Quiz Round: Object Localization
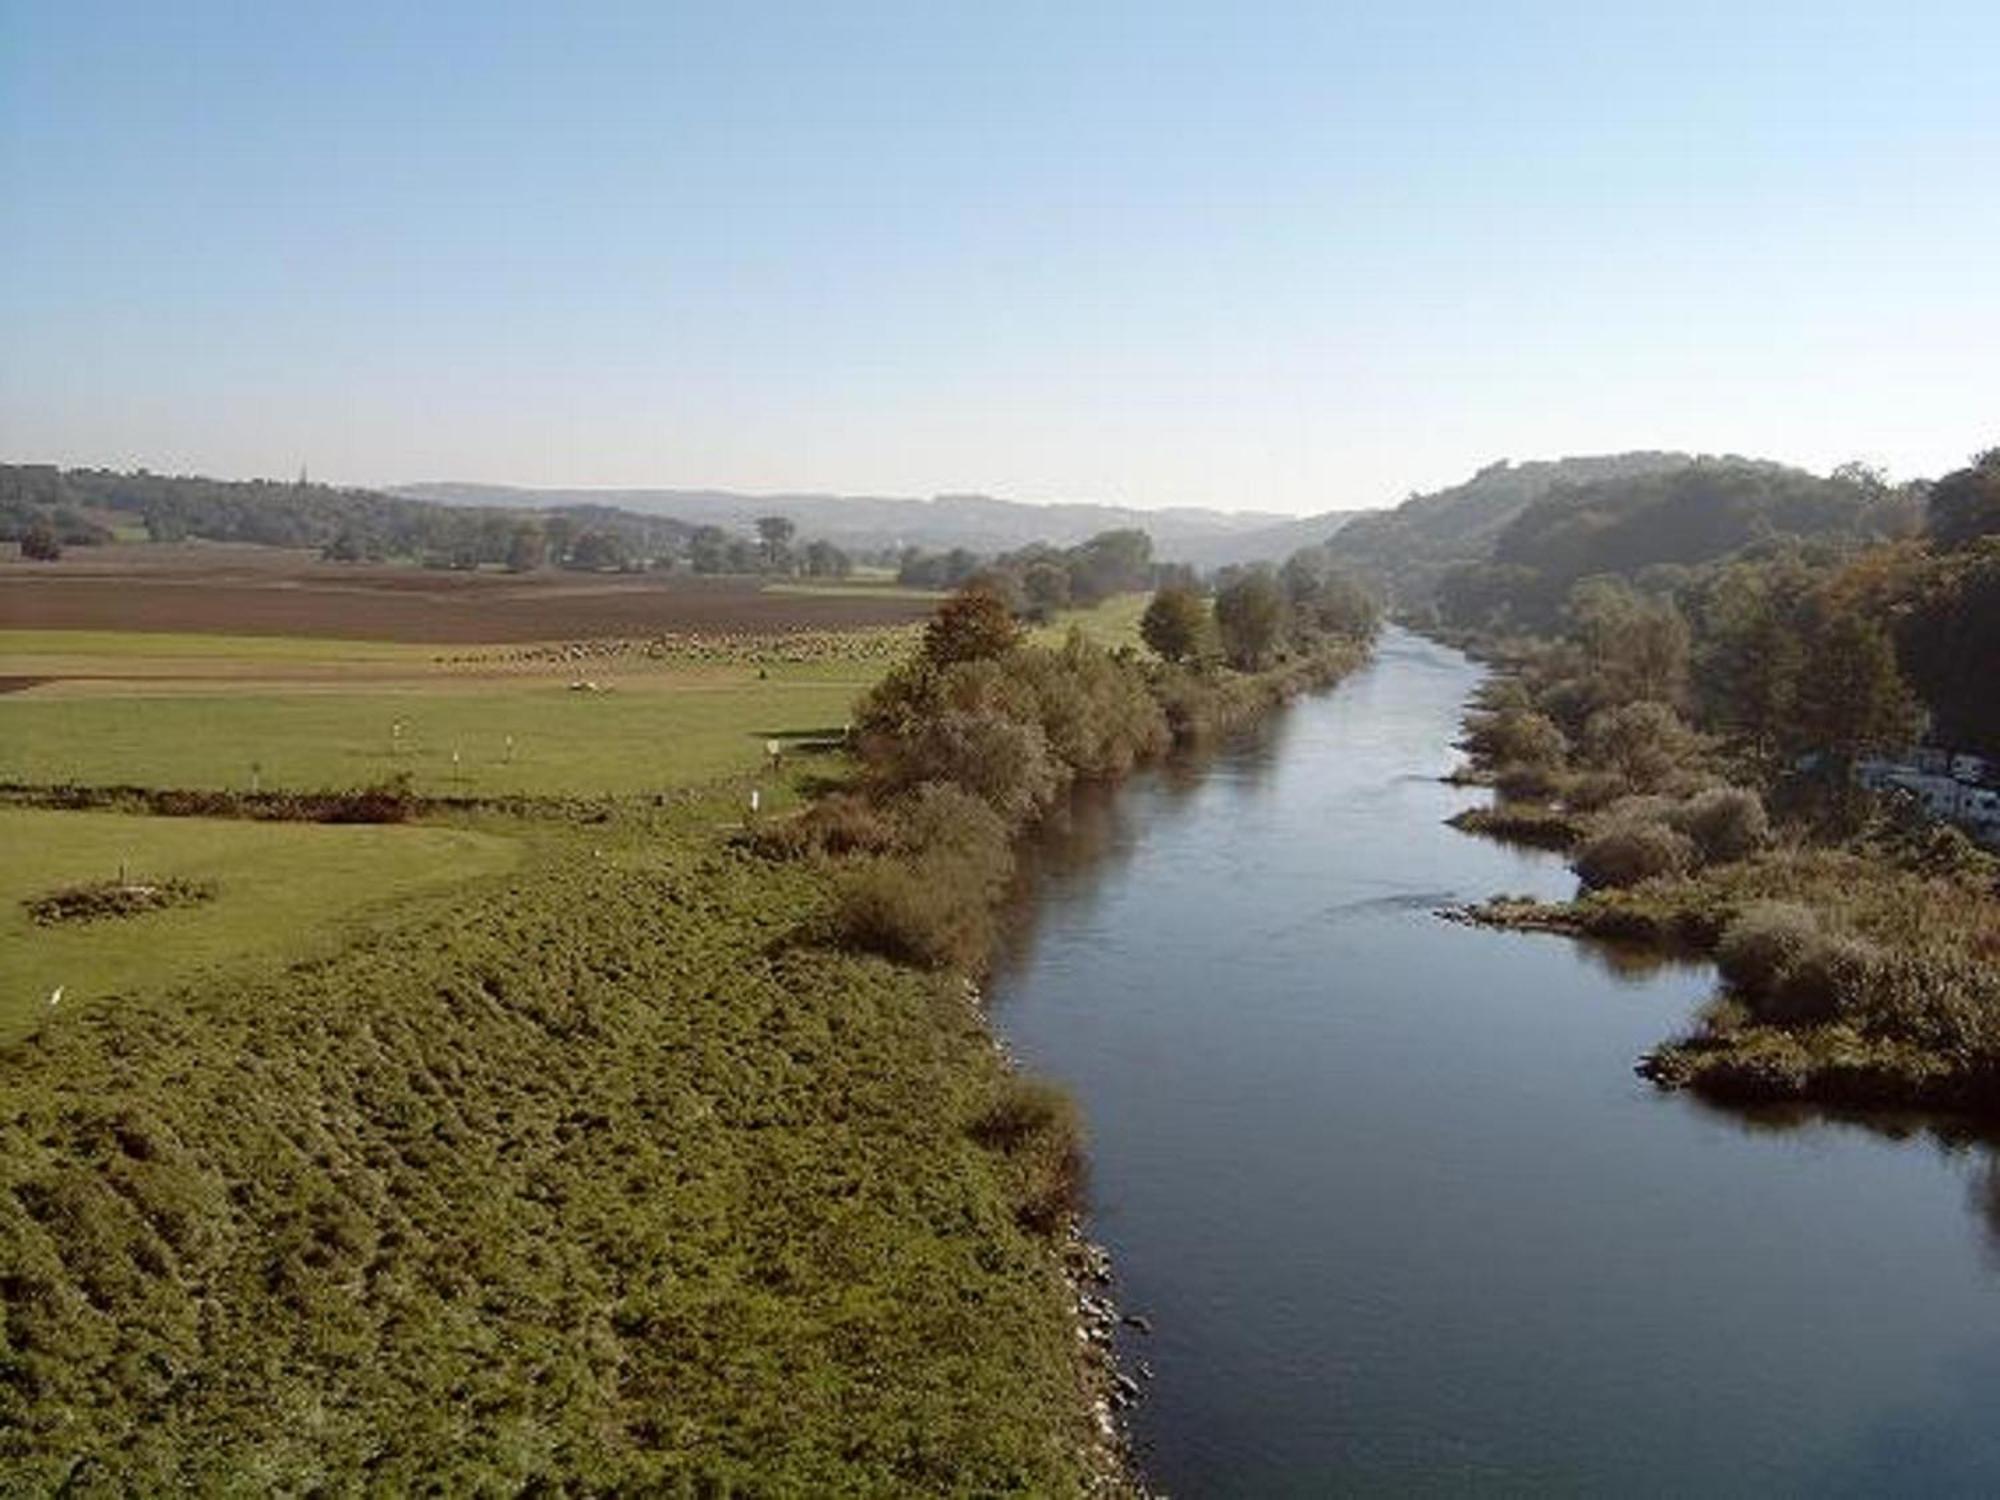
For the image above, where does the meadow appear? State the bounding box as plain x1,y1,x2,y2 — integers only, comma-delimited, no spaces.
0,808,519,1042
0,588,1155,1490
0,632,891,797
0,830,1098,1492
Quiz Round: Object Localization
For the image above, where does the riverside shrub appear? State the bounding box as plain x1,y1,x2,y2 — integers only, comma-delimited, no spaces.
1667,785,1770,865
1573,818,1697,889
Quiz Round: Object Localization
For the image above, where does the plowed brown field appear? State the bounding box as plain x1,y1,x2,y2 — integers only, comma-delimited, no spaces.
0,545,932,642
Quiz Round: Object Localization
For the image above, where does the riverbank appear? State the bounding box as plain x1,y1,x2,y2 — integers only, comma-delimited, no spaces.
756,611,1377,1485
973,630,2000,1492
0,792,1128,1491
1433,616,2000,1120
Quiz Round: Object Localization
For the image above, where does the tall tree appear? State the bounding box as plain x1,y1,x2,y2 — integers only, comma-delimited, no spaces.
1213,571,1287,670
755,515,797,571
1929,447,2000,549
1140,586,1208,664
1794,611,1921,766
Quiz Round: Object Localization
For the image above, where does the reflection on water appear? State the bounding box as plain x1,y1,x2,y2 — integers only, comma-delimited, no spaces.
990,628,2000,1497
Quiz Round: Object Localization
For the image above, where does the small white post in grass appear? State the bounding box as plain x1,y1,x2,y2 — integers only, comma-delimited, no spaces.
391,720,404,755
451,745,462,781
749,787,761,817
766,738,782,772
504,734,515,764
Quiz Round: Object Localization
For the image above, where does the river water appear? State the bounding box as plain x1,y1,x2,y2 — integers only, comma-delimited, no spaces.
991,629,2000,1496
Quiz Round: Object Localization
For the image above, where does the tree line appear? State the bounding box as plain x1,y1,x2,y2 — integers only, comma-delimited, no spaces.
0,464,858,577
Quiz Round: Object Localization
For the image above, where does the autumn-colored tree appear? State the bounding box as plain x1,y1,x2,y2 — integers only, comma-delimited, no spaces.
923,584,1022,666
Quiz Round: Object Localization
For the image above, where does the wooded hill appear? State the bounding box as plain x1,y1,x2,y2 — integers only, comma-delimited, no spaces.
1322,452,1928,628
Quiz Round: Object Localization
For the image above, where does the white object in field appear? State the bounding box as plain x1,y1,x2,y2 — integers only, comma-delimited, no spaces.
47,986,62,1008
749,789,761,815
766,738,781,760
505,734,515,762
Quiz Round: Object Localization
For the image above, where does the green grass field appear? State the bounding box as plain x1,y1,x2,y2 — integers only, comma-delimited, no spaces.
0,673,870,796
0,628,435,663
0,836,1094,1492
0,808,520,1041
1031,592,1151,651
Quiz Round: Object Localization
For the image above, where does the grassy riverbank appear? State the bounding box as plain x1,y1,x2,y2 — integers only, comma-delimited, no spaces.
1,578,1374,1491
0,799,1111,1492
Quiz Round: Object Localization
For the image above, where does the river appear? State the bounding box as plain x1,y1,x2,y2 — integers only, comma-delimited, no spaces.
991,629,2000,1496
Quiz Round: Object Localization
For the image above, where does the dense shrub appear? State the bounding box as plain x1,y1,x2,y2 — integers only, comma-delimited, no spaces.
1461,708,1567,770
1573,819,1696,889
1715,902,1823,995
750,792,900,860
1580,700,1700,791
1667,785,1770,865
1495,762,1564,801
891,781,1013,868
1713,902,1879,1025
1563,769,1631,812
25,877,216,925
835,852,1003,971
970,1078,1086,1236
897,709,1061,821
835,785,1017,970
1140,586,1209,663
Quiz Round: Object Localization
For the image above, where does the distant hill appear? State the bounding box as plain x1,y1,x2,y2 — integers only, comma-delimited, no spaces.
1323,452,1710,603
1323,451,1928,629
393,482,1352,567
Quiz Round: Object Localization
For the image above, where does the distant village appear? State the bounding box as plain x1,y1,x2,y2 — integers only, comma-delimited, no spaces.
1853,748,2000,846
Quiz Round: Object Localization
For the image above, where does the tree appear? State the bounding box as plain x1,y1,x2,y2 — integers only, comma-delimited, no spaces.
1021,561,1072,622
923,584,1022,666
687,525,730,573
1929,447,2000,550
1213,571,1287,669
321,528,368,562
1066,529,1153,605
1794,611,1921,766
755,515,797,572
505,523,548,572
19,522,61,561
1140,585,1207,664
543,514,577,564
1580,700,1699,791
567,530,628,571
1568,578,1690,707
802,539,851,578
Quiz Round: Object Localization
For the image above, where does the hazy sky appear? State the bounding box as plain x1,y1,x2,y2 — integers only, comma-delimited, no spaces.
3,2,1995,515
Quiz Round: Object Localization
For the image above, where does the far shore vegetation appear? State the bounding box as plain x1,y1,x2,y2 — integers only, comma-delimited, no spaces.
1429,446,2000,1116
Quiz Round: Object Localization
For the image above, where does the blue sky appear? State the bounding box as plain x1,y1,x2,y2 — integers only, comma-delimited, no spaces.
2,1,1995,514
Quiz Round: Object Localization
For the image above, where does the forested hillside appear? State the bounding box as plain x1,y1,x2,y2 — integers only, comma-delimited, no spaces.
1322,452,1704,604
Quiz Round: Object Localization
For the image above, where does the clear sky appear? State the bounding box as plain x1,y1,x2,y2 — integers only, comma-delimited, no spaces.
2,2,1995,515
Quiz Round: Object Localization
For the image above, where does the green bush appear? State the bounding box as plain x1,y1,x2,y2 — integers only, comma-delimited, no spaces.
835,853,1003,971
1667,785,1770,865
970,1078,1086,1236
1573,819,1697,889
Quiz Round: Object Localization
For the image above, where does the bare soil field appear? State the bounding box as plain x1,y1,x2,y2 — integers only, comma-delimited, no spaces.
0,544,934,641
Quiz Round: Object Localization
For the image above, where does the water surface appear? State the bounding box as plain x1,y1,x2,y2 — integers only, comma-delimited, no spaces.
992,629,2000,1496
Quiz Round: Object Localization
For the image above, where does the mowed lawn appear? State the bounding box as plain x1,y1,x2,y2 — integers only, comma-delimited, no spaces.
0,808,520,1040
0,664,879,796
